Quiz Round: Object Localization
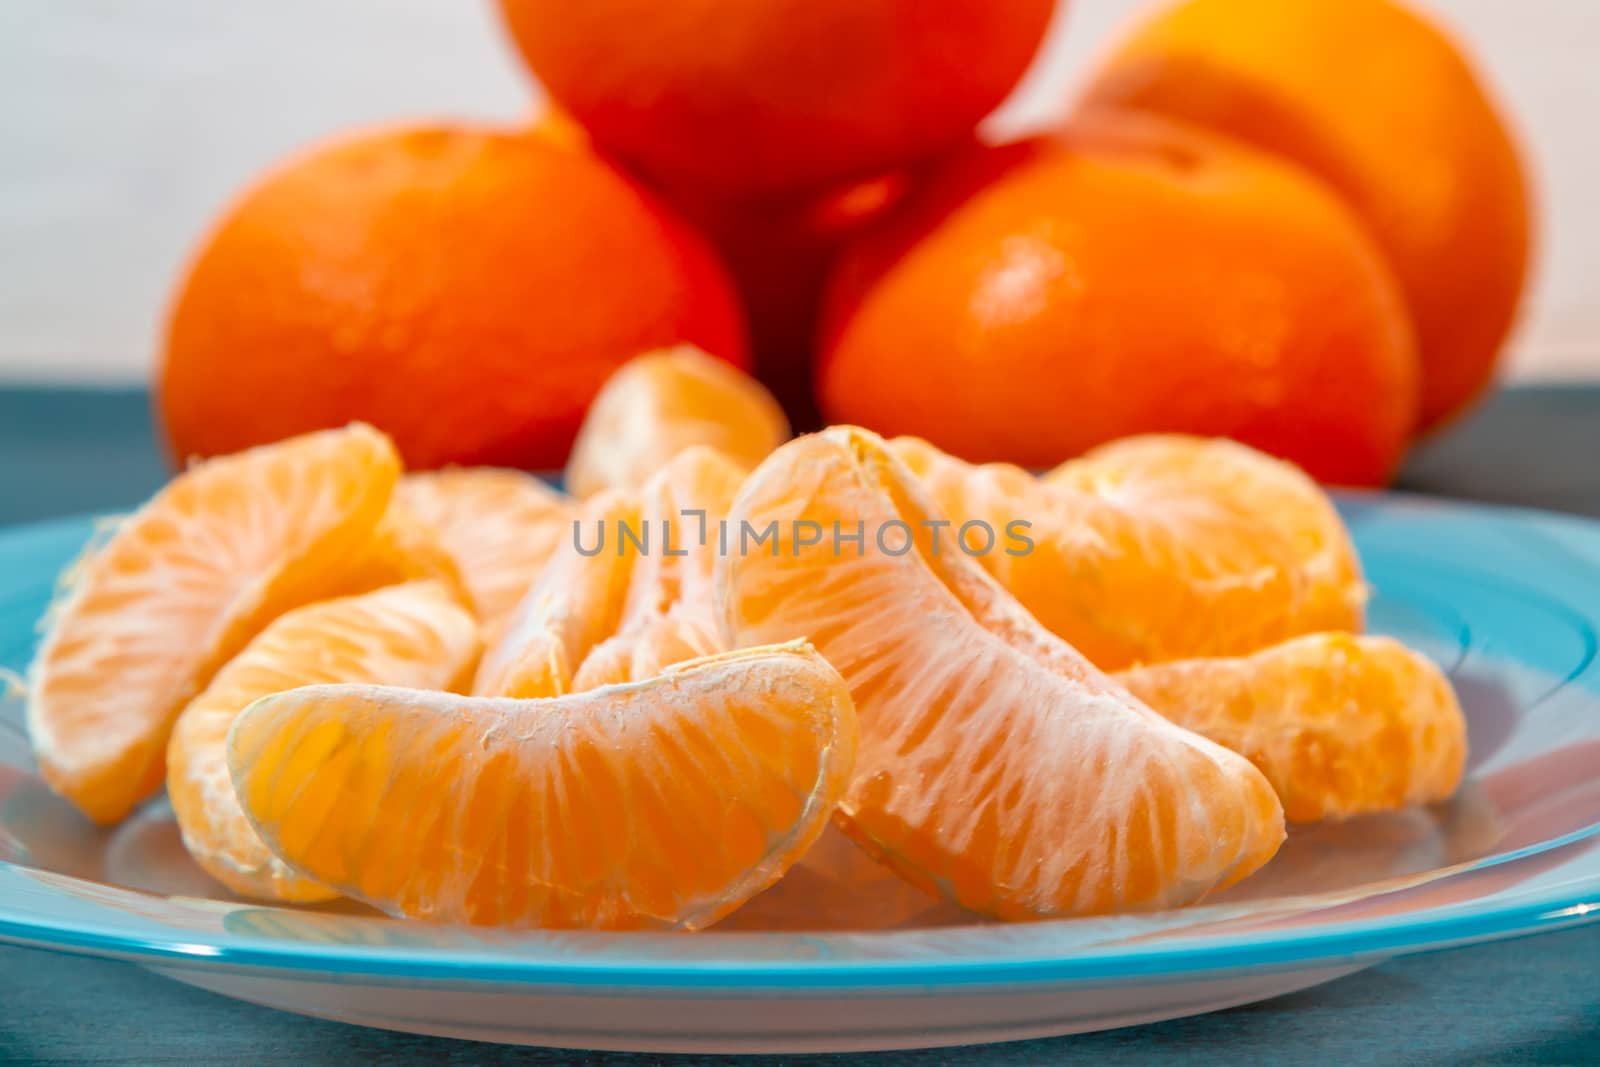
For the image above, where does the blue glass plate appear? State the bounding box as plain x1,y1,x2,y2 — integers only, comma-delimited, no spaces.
2,495,1599,1053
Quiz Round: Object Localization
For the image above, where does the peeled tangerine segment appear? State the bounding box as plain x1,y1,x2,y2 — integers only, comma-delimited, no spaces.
893,433,1365,670
27,423,399,824
394,468,572,636
475,446,746,697
167,581,481,902
228,641,858,929
473,489,638,698
564,345,789,499
1117,633,1468,823
717,427,1285,920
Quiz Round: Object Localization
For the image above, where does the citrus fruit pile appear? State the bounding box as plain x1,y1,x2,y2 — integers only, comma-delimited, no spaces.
26,350,1468,929
157,0,1532,487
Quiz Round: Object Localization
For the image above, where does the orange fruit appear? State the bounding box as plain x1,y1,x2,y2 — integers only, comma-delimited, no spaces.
1046,435,1366,640
893,433,1364,671
819,112,1419,485
566,348,787,500
160,124,747,470
1081,0,1533,431
472,490,636,700
496,0,1058,195
26,424,399,825
572,446,748,686
1117,633,1468,822
717,426,1284,919
228,641,858,929
336,498,467,601
479,446,747,697
665,174,912,428
394,468,572,635
167,582,480,901
522,105,901,428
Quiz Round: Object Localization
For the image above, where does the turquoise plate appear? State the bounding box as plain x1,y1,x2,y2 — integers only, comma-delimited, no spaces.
2,496,1600,1053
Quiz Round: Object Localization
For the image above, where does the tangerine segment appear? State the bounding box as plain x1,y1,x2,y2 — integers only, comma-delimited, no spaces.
717,427,1284,920
473,491,638,698
603,445,748,659
565,346,789,499
167,582,481,901
1117,633,1467,823
477,447,747,696
1048,435,1366,637
27,424,399,824
395,468,572,634
894,434,1363,670
570,609,723,692
228,641,858,929
334,498,468,602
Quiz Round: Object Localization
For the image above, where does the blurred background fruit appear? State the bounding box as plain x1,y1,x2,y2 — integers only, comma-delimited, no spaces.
663,172,912,428
819,112,1419,485
159,124,747,469
531,104,908,427
1081,0,1533,432
494,0,1059,195
3,1,1575,488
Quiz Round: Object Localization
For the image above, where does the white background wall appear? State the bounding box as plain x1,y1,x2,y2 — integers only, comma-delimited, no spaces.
1,0,1595,386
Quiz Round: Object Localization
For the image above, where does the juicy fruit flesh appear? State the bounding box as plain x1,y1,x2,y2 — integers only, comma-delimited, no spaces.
394,467,573,635
24,403,1459,927
228,642,858,929
1118,632,1468,823
476,446,747,698
565,346,790,500
1049,435,1367,637
27,424,399,824
894,433,1366,670
167,581,481,901
473,490,637,699
718,426,1286,919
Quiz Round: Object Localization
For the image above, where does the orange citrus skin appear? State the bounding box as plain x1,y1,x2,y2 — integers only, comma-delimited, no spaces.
1081,0,1533,432
167,581,480,902
1118,633,1468,823
160,125,747,471
228,642,858,930
820,113,1420,486
718,427,1285,919
661,173,912,428
536,105,909,426
496,0,1058,195
565,348,788,500
26,424,399,825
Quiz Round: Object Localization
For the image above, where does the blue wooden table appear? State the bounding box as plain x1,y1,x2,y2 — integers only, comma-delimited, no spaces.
2,385,1597,1065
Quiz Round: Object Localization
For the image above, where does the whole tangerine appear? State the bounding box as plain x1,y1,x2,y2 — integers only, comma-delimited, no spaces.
1081,0,1533,431
818,112,1420,486
664,172,911,428
160,124,747,469
495,0,1059,195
